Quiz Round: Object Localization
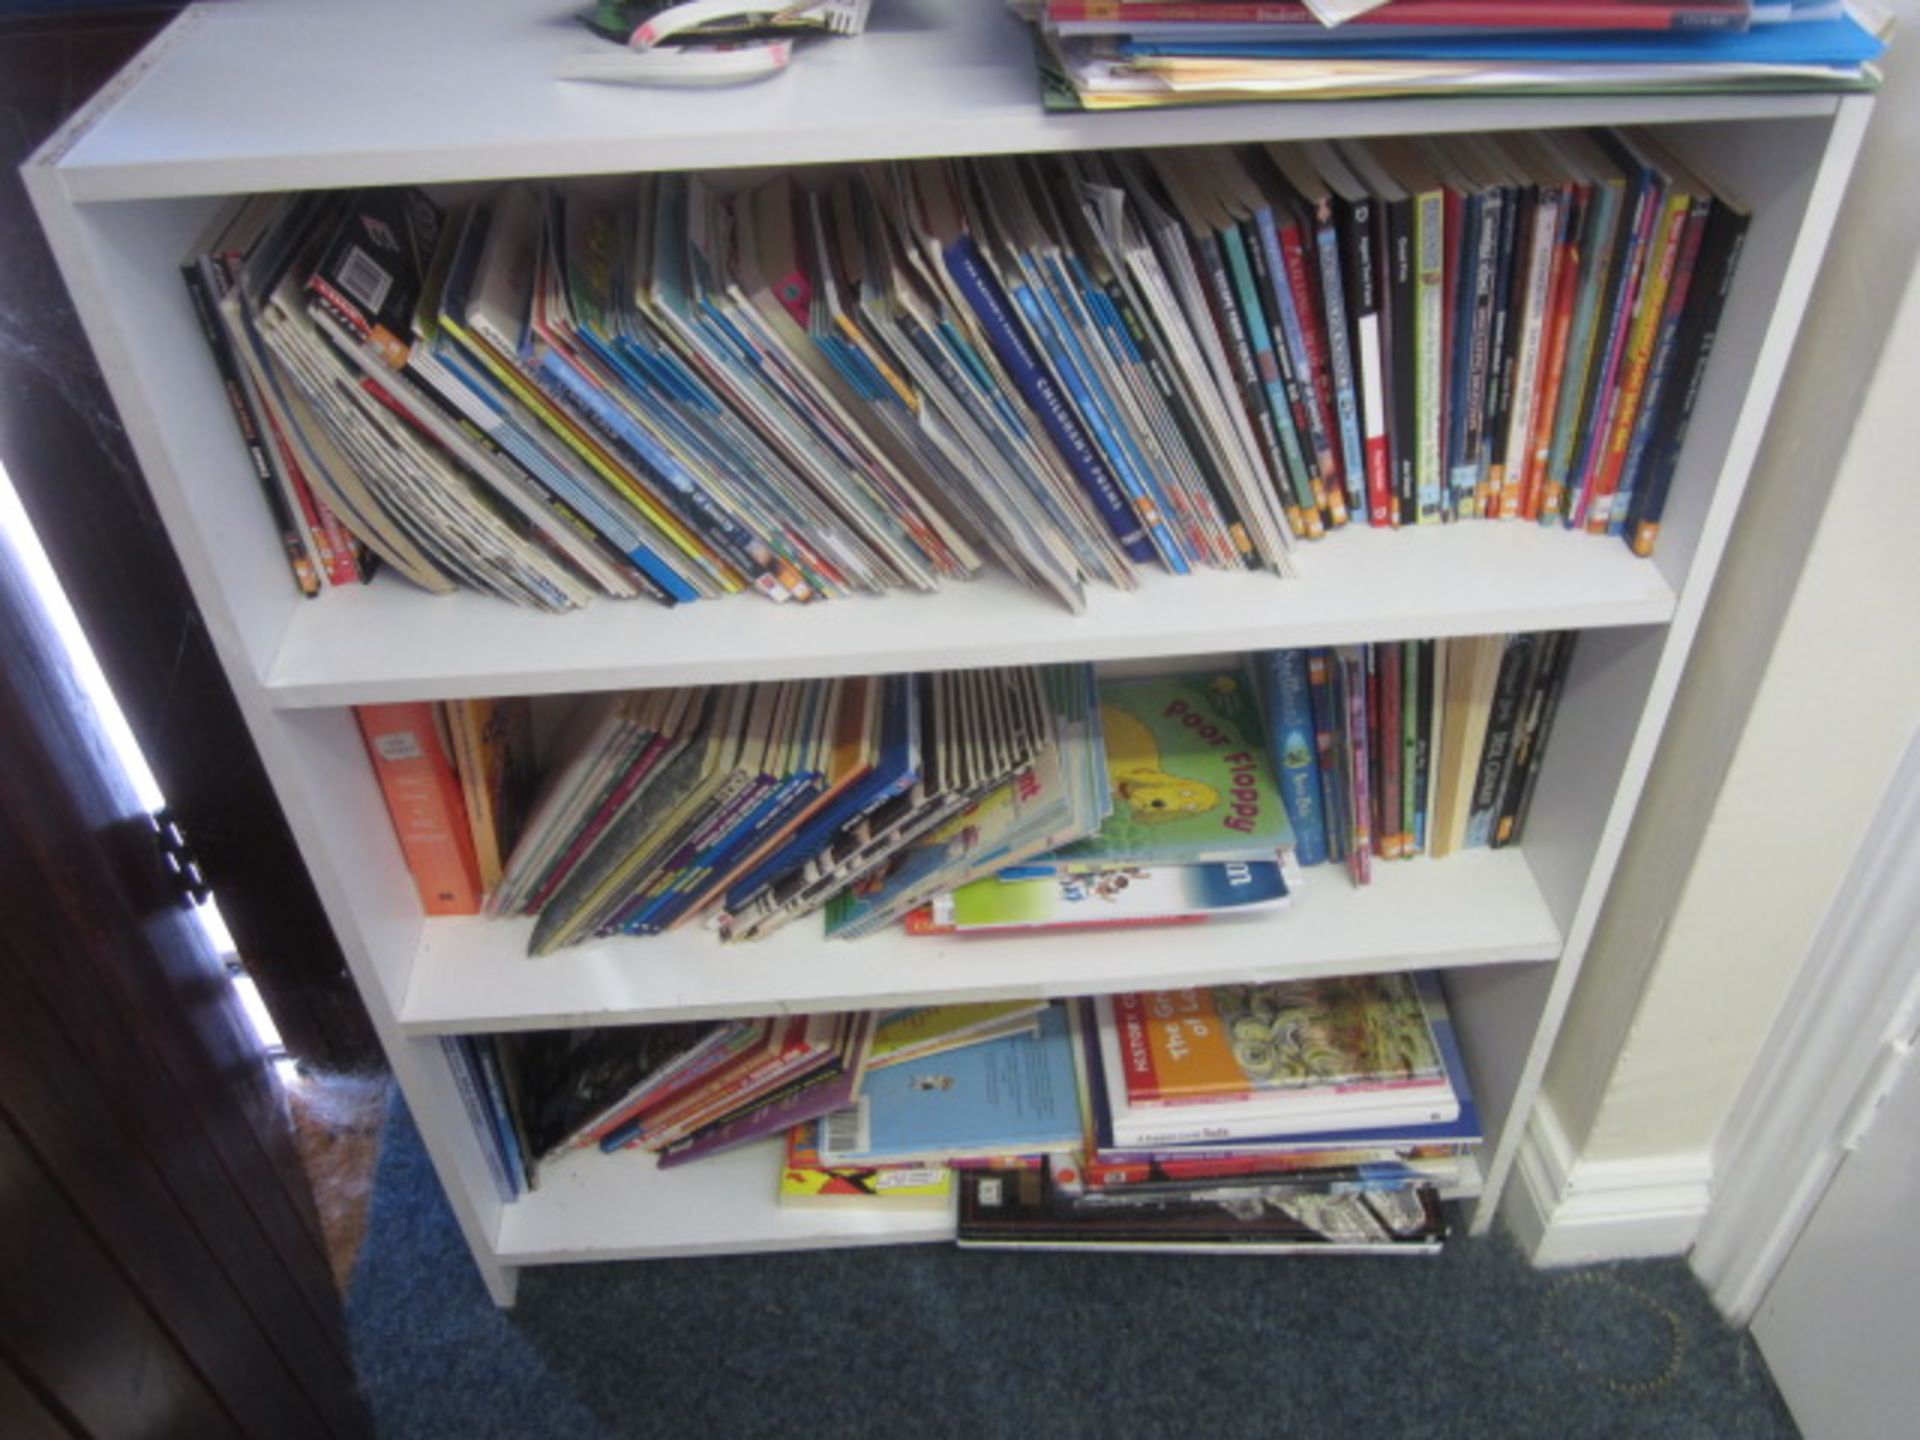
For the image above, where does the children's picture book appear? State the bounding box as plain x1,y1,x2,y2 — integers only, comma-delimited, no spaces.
807,1003,1081,1165
1105,974,1447,1108
1053,669,1295,866
944,861,1289,933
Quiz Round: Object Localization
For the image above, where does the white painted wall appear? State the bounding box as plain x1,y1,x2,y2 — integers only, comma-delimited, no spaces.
1526,2,1920,1247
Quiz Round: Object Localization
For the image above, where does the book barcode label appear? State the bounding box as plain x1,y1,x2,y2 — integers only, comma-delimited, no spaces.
337,244,393,318
371,730,424,762
978,1177,1003,1208
819,1097,869,1158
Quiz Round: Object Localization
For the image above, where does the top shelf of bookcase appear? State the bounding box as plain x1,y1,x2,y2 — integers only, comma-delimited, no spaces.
44,0,1846,204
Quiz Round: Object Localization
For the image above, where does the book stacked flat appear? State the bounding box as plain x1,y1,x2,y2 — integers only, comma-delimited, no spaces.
958,973,1468,1252
1030,0,1887,109
1253,632,1574,886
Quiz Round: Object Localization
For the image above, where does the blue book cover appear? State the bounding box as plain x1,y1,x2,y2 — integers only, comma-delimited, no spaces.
814,1003,1081,1163
722,674,919,912
1256,650,1330,867
943,233,1156,564
1121,17,1883,66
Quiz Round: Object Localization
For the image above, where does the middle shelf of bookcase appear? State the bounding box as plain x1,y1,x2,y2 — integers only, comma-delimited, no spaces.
396,847,1559,1036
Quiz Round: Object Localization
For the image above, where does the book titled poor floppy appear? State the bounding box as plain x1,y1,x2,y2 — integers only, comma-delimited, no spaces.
1053,669,1294,867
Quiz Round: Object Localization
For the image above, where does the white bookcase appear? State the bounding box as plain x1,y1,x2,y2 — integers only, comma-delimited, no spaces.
25,0,1872,1307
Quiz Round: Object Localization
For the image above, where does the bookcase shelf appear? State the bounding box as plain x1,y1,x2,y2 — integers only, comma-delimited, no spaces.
26,0,1874,1308
399,847,1560,1036
264,524,1676,708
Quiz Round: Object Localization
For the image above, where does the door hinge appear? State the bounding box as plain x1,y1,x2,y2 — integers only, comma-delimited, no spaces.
149,806,210,909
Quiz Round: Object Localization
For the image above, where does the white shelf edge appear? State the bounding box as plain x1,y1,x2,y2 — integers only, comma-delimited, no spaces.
264,527,1676,709
491,1133,1484,1266
399,847,1561,1036
42,0,1845,204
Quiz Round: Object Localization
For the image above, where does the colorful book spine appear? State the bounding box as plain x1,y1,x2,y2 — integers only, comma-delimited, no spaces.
1308,194,1367,516
1257,649,1329,867
1627,201,1749,558
1609,191,1713,537
1410,180,1447,524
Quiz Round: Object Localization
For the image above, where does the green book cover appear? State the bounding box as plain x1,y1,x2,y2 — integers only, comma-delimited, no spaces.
1053,670,1294,866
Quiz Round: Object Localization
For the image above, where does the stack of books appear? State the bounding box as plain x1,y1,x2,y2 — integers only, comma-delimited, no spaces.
447,980,1466,1255
1026,0,1888,109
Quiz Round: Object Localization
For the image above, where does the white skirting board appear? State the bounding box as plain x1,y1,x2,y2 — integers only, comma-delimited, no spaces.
1501,1096,1712,1267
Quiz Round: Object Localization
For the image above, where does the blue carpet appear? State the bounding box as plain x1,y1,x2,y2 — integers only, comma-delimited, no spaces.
348,1096,1798,1439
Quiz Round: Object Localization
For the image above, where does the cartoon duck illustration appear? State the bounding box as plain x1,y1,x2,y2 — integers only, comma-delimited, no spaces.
1101,703,1220,824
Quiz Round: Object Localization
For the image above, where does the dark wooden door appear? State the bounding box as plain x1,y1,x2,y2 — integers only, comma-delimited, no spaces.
0,5,379,1072
0,480,370,1435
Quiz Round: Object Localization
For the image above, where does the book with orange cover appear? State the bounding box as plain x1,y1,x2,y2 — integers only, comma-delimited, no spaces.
357,702,483,915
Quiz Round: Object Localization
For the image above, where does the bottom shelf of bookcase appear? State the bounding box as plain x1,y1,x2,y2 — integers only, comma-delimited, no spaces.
488,1135,1487,1267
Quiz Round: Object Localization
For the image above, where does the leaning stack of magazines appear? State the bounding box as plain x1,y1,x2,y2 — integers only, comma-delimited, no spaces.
1022,0,1889,110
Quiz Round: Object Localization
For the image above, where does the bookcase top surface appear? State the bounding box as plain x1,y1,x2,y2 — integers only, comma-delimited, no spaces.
43,0,1844,203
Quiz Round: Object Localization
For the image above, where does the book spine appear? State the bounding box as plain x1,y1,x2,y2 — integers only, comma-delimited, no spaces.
1225,222,1322,532
1448,190,1492,518
1305,648,1348,864
522,732,672,915
1628,207,1749,558
1383,195,1418,526
1571,164,1665,527
1102,276,1252,562
1498,188,1563,519
1275,213,1346,522
1588,190,1693,533
180,259,322,597
1261,650,1329,867
1610,192,1713,537
1542,180,1624,525
1476,183,1528,519
1464,634,1540,849
1378,643,1404,859
1337,194,1392,527
529,347,784,598
1404,639,1427,855
1492,629,1565,848
943,234,1155,562
1520,199,1585,521
1341,647,1373,885
1496,631,1577,847
1019,253,1189,571
441,1037,518,1203
355,702,483,915
1311,202,1366,516
1411,185,1447,524
469,1035,530,1196
657,1068,858,1169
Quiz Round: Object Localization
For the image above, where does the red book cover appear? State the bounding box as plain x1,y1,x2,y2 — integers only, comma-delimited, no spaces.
1521,203,1586,521
356,703,483,916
